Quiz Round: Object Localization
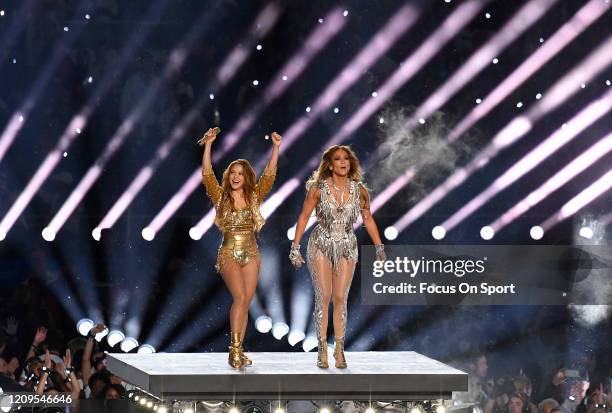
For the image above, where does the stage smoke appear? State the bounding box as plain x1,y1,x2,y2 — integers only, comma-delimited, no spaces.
568,305,611,327
369,107,472,206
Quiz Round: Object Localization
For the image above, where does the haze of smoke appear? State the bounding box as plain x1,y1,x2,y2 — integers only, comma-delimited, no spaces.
568,304,611,327
367,105,474,204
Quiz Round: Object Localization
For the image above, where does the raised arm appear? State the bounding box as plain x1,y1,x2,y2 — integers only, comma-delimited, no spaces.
289,184,320,267
200,128,222,204
359,184,385,261
257,132,282,201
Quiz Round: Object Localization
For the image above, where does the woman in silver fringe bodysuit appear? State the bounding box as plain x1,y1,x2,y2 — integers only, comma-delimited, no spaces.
289,145,386,368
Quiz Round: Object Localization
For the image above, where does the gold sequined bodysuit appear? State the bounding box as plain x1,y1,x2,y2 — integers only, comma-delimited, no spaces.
202,166,275,272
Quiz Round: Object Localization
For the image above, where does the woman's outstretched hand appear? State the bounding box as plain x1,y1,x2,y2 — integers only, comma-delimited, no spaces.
271,131,282,146
289,243,305,268
197,127,220,146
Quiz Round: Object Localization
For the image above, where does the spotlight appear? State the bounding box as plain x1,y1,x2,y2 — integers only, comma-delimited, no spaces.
379,117,384,124
158,408,168,413
579,226,593,239
581,83,586,89
530,225,544,240
0,232,5,241
282,75,288,81
120,337,139,352
147,401,153,408
142,227,155,241
252,80,259,86
255,316,272,333
272,322,289,340
94,327,109,342
63,26,69,32
288,330,306,346
492,58,499,64
229,407,239,413
77,319,94,336
485,12,491,19
475,98,482,104
134,396,140,401
436,405,447,413
107,330,125,347
333,107,339,114
371,91,378,97
432,226,446,240
480,226,494,240
343,10,349,17
137,344,156,354
209,93,215,100
0,10,4,17
305,106,311,112
318,18,324,23
410,407,422,413
366,407,376,413
275,408,285,413
302,336,318,352
85,13,90,20
256,44,263,50
536,93,542,99
88,76,93,83
139,398,147,406
92,227,102,241
606,80,611,86
384,226,398,241
18,114,24,122
189,227,202,240
539,37,544,43
418,118,425,124
516,102,523,108
287,226,296,241
320,407,331,413
42,227,56,241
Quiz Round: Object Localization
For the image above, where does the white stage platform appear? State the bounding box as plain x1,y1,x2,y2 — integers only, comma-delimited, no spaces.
108,351,467,401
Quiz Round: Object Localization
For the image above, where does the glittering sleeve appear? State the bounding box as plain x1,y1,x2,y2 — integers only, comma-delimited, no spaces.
202,167,222,205
256,165,276,201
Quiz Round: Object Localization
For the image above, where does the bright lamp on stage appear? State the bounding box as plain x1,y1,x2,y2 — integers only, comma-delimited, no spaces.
365,407,376,413
436,405,447,413
287,330,305,346
147,401,153,408
384,226,398,240
120,337,139,352
92,227,102,241
272,322,289,340
137,344,156,354
228,407,239,413
320,408,331,413
142,227,155,241
579,226,593,239
94,327,109,342
189,227,203,240
107,330,125,347
274,408,285,413
480,226,494,240
432,226,446,240
139,398,147,406
530,226,544,240
76,319,94,336
255,316,272,333
41,227,56,241
410,407,422,413
302,336,318,352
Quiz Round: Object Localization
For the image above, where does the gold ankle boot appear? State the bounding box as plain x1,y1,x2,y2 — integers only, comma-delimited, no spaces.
317,337,329,369
228,332,243,369
238,334,252,366
333,337,347,369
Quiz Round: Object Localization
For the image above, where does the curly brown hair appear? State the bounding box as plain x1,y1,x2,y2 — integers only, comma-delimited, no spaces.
307,145,362,186
218,159,257,215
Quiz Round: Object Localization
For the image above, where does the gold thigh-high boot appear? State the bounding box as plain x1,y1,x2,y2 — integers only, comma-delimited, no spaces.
317,336,329,369
238,332,252,366
333,337,347,369
228,332,243,368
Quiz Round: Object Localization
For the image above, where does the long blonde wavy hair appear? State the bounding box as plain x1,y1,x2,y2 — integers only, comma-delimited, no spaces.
218,159,257,215
307,145,363,187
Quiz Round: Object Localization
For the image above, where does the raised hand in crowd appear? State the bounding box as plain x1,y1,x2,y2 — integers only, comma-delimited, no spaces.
35,350,52,394
27,326,47,360
2,316,19,336
82,323,107,388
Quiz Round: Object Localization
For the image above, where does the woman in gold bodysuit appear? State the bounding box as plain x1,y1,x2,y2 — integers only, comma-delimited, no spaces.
289,145,385,369
200,127,281,368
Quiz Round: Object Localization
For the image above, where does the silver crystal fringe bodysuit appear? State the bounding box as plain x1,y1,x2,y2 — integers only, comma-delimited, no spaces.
306,179,361,343
202,166,276,272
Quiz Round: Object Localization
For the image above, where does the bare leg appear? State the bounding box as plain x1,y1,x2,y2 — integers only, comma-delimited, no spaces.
331,257,356,340
219,261,248,334
240,258,260,356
